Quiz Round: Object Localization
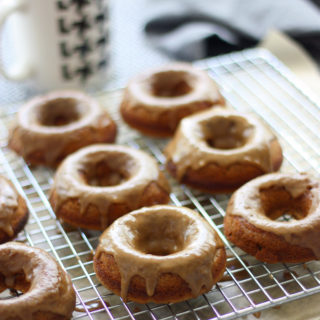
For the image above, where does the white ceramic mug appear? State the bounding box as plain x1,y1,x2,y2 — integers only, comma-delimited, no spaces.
0,0,110,91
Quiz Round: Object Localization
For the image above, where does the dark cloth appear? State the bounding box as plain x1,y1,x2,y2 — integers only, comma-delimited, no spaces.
144,0,320,62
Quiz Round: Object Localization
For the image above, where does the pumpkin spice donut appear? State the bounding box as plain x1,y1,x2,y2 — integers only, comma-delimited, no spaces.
9,90,117,167
0,175,28,244
0,242,76,320
50,144,170,230
120,63,225,137
94,205,226,304
165,108,283,193
224,172,320,263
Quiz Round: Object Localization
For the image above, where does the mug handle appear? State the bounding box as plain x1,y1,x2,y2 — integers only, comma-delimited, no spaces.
0,0,32,81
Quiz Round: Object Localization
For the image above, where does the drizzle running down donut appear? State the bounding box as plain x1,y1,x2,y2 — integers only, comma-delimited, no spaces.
224,172,320,263
50,144,170,230
120,63,225,137
9,91,117,167
0,242,76,320
94,205,226,303
165,108,283,193
0,176,28,244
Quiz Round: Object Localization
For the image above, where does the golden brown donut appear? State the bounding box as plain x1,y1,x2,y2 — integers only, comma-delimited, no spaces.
94,205,226,304
0,176,28,244
0,242,76,320
120,63,225,137
224,172,320,263
50,144,170,230
9,90,117,167
165,107,283,193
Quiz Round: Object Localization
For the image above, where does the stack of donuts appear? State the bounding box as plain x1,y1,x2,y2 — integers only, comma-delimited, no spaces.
1,62,318,318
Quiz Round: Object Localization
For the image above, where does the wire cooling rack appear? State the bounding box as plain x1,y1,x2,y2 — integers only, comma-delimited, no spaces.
1,48,320,319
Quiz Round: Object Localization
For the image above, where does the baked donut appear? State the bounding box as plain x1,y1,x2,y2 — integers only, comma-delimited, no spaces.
120,63,225,137
50,144,170,230
0,176,28,244
224,172,320,263
165,108,283,193
0,242,75,320
9,90,117,167
94,205,226,303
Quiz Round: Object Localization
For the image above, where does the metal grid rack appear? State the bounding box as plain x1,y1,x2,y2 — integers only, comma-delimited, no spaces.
1,48,320,319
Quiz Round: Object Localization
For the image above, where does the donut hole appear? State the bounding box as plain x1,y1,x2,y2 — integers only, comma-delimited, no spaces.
0,271,30,299
202,116,253,149
131,214,195,256
80,154,135,187
150,71,193,97
38,98,83,126
259,187,312,221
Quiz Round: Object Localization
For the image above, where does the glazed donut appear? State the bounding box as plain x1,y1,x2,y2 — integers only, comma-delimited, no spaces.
50,144,170,230
165,108,283,193
120,63,225,137
224,172,320,263
0,176,28,244
9,90,117,167
94,205,226,303
0,242,75,320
